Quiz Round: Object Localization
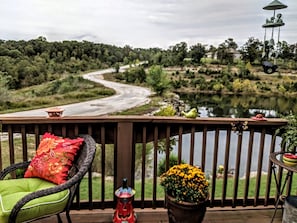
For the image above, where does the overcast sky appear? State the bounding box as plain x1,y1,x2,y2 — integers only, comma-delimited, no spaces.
0,0,296,49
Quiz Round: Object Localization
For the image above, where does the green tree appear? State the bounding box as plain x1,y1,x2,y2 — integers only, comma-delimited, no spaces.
208,45,217,59
278,41,294,60
217,38,238,64
240,37,262,63
146,65,170,96
0,73,10,103
169,42,188,66
124,66,146,83
189,43,206,64
114,63,120,73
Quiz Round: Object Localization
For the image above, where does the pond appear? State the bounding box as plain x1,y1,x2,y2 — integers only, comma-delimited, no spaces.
179,93,297,118
159,93,288,178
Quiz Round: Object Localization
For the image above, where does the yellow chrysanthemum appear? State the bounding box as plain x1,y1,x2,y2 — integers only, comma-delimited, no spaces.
160,163,209,203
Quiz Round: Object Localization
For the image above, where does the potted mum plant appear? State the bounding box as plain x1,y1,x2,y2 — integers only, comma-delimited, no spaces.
160,163,209,223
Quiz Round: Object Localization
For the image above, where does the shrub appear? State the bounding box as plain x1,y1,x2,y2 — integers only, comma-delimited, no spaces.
158,154,184,176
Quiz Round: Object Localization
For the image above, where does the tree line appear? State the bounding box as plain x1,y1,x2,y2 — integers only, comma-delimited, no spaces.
0,36,297,92
0,36,147,89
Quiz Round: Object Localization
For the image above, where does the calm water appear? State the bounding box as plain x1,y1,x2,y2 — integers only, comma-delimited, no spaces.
179,93,297,118
163,93,287,177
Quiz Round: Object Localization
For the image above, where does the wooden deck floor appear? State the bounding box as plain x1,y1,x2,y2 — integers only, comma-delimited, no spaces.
39,207,283,223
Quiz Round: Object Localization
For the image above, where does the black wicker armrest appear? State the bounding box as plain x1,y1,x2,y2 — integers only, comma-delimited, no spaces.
0,161,30,180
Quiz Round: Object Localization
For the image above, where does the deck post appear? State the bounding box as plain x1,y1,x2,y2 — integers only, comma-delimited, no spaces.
116,122,134,188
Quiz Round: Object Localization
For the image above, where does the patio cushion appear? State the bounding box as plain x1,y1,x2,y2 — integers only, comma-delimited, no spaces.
24,132,84,184
0,178,69,223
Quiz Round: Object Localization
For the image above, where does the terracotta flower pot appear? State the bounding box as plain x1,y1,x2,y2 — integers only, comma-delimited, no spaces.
166,194,208,223
46,107,64,118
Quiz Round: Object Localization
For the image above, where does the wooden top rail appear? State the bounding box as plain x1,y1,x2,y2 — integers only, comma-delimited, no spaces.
0,115,288,125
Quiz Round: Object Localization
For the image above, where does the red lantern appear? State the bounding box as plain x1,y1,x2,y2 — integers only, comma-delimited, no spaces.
113,178,137,223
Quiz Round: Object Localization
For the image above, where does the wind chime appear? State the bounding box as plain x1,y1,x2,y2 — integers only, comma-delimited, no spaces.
262,0,287,74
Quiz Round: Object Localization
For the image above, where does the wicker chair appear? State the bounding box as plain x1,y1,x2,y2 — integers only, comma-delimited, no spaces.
0,134,97,223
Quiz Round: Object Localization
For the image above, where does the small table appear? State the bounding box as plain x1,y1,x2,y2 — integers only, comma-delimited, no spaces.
269,151,297,223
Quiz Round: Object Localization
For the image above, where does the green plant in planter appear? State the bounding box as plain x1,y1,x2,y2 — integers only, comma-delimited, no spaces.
275,113,297,153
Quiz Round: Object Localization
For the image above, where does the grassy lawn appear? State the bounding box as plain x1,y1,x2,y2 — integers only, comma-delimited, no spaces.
0,135,37,169
0,75,115,114
79,175,296,201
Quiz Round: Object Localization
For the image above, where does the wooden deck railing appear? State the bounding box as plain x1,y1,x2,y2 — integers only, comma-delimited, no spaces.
0,115,293,211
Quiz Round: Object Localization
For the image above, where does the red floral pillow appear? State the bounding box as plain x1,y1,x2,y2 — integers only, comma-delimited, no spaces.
24,133,84,184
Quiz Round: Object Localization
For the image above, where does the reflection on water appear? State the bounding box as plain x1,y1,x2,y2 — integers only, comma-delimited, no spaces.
179,93,297,118
164,131,283,178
